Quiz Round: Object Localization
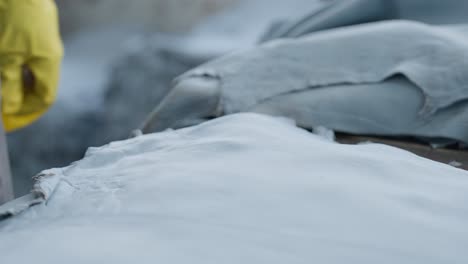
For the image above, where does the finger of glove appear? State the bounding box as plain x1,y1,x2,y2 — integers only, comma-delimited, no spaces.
27,57,61,107
0,55,25,115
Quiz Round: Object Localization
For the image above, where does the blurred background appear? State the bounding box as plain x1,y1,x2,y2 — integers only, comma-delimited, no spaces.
57,0,238,36
7,0,322,196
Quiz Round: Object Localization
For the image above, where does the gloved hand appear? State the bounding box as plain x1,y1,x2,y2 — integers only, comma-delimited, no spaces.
0,0,63,132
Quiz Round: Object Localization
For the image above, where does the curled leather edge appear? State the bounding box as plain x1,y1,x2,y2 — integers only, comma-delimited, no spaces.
0,169,64,221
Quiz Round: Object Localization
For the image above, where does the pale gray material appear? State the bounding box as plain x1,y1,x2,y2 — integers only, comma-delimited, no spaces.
179,21,468,116
144,21,468,144
262,0,468,41
260,0,396,41
140,76,221,133
0,169,64,220
2,113,468,263
0,103,14,205
143,75,468,144
0,194,40,220
251,76,468,144
395,0,468,24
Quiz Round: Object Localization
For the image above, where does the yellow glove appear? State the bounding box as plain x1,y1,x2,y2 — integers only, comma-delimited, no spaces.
0,0,63,132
